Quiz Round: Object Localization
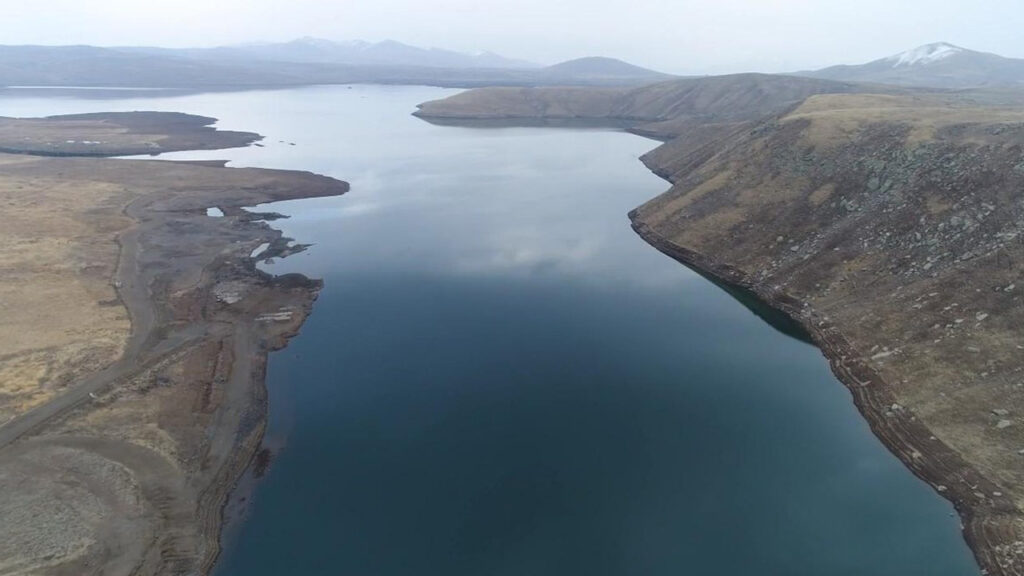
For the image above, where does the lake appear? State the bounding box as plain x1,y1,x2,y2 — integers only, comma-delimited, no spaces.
0,84,980,575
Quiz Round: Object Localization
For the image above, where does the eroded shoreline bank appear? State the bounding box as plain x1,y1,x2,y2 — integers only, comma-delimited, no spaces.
629,217,1016,575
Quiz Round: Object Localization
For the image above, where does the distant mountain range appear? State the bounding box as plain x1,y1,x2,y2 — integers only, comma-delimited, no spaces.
800,42,1024,89
4,39,1022,91
0,40,672,89
123,38,540,70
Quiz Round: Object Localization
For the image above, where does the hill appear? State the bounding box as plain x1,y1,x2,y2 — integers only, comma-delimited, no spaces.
802,42,1024,88
539,56,672,83
414,73,864,138
629,92,1024,574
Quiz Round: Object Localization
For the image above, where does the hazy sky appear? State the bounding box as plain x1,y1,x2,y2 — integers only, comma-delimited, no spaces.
8,0,1024,73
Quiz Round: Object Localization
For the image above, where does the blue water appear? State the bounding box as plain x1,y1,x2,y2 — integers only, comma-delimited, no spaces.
0,85,979,575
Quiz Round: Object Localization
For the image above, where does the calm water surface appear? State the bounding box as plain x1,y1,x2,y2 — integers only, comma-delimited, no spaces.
0,85,979,575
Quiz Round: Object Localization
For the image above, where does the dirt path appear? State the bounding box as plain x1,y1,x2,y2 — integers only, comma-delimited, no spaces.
0,190,220,450
0,324,208,451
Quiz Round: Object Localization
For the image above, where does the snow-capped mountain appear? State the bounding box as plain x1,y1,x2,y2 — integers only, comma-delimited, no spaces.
801,42,1024,89
887,42,964,67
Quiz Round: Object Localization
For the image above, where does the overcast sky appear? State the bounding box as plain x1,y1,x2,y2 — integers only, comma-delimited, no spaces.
7,0,1024,73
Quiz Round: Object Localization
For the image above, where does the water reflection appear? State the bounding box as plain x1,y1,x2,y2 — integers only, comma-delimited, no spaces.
0,85,980,576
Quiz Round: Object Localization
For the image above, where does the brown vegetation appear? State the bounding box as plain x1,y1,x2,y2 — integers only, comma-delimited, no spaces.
632,92,1024,575
414,73,866,138
0,115,347,575
0,111,259,157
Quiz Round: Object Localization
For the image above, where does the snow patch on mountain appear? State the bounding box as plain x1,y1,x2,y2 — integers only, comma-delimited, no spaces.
888,43,963,67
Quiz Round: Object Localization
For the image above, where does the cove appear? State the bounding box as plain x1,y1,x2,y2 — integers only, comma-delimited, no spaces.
0,84,980,575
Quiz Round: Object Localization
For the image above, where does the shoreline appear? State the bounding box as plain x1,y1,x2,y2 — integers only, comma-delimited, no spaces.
629,215,1019,576
148,201,342,576
4,99,1011,574
115,190,344,576
0,138,348,575
191,114,1009,573
196,268,326,576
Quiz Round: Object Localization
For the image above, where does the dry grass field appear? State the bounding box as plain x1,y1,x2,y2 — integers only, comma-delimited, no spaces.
0,154,132,421
0,112,258,156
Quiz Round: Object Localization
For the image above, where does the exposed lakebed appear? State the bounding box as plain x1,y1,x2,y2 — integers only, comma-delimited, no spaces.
0,85,980,575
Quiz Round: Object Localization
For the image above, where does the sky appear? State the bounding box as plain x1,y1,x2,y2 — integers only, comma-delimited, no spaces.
7,0,1024,74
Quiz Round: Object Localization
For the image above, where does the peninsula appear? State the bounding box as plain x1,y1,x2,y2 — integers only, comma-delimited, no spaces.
0,112,348,575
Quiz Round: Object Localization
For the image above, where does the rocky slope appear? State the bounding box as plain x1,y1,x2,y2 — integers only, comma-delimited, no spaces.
632,92,1024,575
